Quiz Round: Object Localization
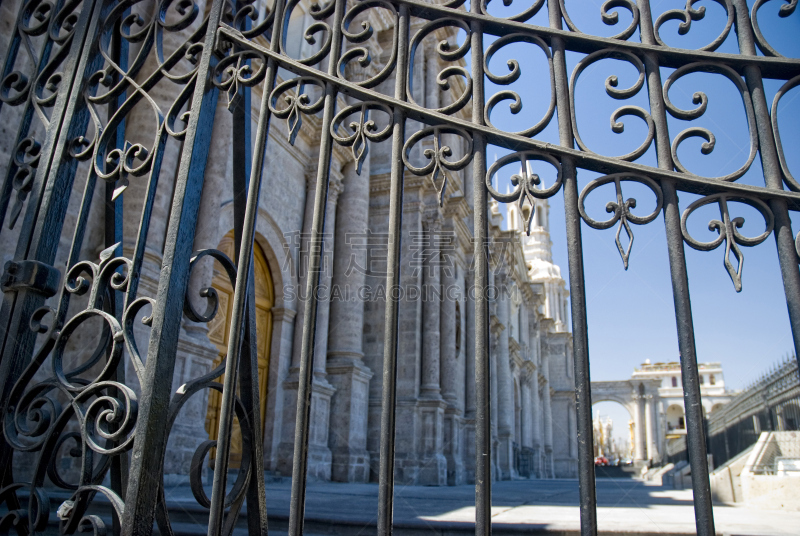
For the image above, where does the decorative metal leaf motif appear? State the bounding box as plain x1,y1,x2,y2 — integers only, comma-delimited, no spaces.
578,174,663,269
269,77,326,145
8,137,42,229
486,151,563,235
403,126,473,206
214,51,268,112
681,194,774,292
331,102,393,175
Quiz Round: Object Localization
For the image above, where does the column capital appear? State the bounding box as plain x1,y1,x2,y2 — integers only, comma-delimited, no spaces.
423,210,443,231
328,175,345,204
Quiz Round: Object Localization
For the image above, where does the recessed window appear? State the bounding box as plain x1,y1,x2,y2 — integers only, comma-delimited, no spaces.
709,374,715,385
671,376,677,388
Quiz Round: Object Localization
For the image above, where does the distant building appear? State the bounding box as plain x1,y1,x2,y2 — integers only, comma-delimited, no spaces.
592,361,731,467
631,361,732,441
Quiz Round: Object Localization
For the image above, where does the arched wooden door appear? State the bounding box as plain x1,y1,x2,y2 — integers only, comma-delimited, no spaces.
205,232,274,467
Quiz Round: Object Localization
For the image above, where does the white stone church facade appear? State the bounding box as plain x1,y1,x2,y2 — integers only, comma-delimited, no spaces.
0,0,578,485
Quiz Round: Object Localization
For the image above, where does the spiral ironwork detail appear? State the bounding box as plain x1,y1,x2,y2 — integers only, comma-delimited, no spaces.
486,151,562,235
403,126,473,206
663,62,758,182
681,194,774,292
331,102,393,175
751,0,797,57
570,49,654,162
578,174,663,269
654,0,734,52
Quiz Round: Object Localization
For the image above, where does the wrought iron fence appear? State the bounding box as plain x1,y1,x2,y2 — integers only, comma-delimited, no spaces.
0,0,799,536
681,356,800,468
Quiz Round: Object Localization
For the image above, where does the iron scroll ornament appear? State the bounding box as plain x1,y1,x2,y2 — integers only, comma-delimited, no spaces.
2,244,139,535
406,17,472,116
569,49,655,162
486,151,562,235
269,76,326,145
662,62,758,183
481,0,544,23
771,74,800,192
1,0,85,229
483,32,556,138
403,126,473,207
331,101,394,176
653,0,735,52
559,0,641,41
337,0,399,89
680,193,774,292
751,0,798,57
578,173,663,270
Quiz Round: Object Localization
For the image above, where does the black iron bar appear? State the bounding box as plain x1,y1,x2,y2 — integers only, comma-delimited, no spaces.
206,0,287,533
2,0,800,533
470,0,491,533
636,2,715,534
376,4,410,535
287,0,346,534
107,12,130,535
121,0,225,533
730,0,800,372
227,4,274,534
548,2,597,534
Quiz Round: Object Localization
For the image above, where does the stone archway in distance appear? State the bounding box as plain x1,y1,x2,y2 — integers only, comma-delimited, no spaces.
591,380,662,467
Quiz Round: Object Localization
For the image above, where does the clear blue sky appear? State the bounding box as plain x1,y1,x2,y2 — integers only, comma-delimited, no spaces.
476,0,800,439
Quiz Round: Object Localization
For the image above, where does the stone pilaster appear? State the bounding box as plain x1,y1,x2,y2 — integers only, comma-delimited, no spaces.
463,274,476,483
542,358,554,478
277,169,341,480
327,159,374,483
532,369,542,477
645,394,657,463
421,215,442,398
632,392,646,462
440,241,463,485
495,272,515,480
417,214,446,485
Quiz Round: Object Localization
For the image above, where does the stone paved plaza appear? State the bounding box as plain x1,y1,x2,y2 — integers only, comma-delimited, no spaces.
158,477,800,535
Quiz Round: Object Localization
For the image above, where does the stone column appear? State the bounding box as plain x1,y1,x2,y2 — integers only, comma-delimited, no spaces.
521,371,531,448
312,175,343,378
632,394,645,462
440,250,458,404
645,395,659,463
326,158,374,483
440,246,463,485
542,355,553,478
418,214,447,485
421,217,442,398
463,272,476,482
495,272,514,480
531,368,542,477
277,169,340,480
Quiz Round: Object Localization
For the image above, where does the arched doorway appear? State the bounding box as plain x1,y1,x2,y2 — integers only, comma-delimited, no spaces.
666,404,685,434
205,232,274,467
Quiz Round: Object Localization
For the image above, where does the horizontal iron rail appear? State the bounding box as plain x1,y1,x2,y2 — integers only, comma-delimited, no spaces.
390,0,800,79
219,25,800,211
